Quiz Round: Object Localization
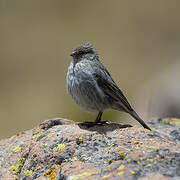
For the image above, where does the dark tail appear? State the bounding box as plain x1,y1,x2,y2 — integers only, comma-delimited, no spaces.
129,110,151,131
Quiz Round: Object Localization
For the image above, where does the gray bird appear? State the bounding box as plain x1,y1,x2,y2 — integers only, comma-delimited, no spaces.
66,43,151,130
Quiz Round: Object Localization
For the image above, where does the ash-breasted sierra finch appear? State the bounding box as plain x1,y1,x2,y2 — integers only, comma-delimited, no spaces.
66,43,151,130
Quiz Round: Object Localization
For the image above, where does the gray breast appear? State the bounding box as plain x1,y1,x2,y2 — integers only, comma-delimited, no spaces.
66,61,109,113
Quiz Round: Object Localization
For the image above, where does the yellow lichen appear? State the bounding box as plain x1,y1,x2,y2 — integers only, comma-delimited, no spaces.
125,148,130,152
12,175,18,179
147,158,153,162
56,144,66,151
10,135,15,140
13,145,21,152
25,170,32,176
8,153,12,157
129,170,135,174
146,149,153,153
108,143,114,146
134,141,139,144
105,148,110,153
145,164,152,168
118,171,124,176
42,143,48,146
79,137,83,143
41,132,56,140
32,133,40,139
141,145,148,148
156,154,160,159
161,118,180,126
127,158,131,162
118,164,125,170
9,158,26,174
149,145,158,150
47,132,55,138
103,173,112,179
9,143,14,148
71,171,99,180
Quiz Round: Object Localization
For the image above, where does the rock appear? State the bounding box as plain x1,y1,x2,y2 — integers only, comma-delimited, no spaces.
0,117,179,179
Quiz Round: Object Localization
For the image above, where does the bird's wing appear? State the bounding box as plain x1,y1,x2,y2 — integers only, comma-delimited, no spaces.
93,63,133,112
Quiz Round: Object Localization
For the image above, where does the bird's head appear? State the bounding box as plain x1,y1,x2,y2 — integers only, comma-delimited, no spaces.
70,42,96,59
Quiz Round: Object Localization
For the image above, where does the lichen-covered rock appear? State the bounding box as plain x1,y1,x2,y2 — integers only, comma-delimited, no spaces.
0,117,179,179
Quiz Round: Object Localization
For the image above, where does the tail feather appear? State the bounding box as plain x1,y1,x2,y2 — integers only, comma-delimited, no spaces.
112,103,151,130
129,111,151,131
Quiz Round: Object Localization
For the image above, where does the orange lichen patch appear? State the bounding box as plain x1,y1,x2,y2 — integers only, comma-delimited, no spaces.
43,165,61,180
119,151,125,156
16,131,24,136
106,158,114,164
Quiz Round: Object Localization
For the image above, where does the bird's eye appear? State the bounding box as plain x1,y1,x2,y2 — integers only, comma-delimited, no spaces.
78,51,86,55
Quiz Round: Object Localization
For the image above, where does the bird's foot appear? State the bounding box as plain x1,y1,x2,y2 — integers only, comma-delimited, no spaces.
77,121,109,128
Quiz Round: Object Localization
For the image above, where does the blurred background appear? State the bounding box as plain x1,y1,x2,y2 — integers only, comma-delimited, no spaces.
1,0,180,138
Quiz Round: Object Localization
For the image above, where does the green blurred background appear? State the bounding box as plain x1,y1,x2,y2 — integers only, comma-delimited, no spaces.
1,0,180,138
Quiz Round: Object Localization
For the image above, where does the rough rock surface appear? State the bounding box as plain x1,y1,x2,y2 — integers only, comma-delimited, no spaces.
0,117,179,180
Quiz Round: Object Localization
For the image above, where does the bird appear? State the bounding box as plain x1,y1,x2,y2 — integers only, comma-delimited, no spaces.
66,42,151,130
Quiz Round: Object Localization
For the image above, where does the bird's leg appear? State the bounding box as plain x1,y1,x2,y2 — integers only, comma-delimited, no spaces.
95,111,103,123
77,111,105,128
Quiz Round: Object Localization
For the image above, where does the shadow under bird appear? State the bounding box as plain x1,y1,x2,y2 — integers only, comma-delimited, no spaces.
66,43,151,130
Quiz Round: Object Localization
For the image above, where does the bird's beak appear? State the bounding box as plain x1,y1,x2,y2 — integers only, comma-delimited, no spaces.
70,51,75,56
